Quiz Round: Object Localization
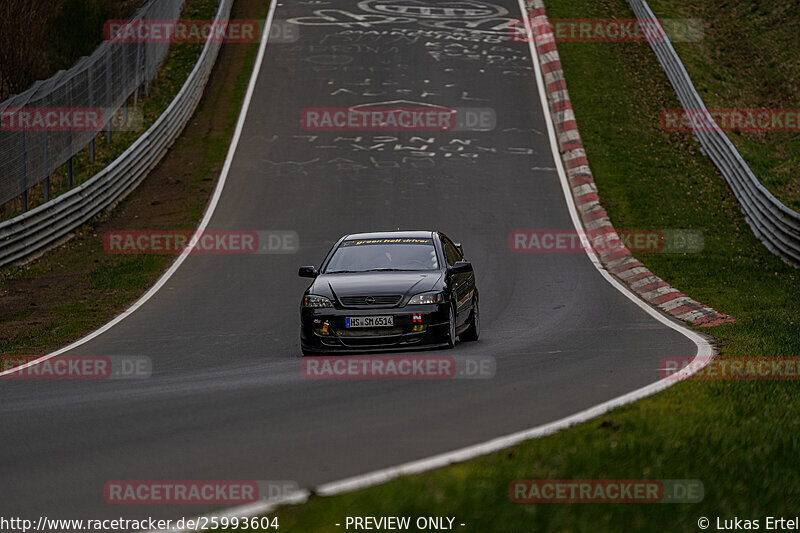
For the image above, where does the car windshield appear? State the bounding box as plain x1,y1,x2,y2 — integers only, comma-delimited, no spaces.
325,238,439,273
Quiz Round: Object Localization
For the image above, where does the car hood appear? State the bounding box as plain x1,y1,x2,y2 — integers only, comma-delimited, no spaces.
311,271,442,300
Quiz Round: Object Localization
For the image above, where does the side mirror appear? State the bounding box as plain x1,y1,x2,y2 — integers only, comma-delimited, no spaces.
298,266,318,278
449,260,472,275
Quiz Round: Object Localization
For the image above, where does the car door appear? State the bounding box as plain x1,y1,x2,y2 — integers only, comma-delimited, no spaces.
441,235,474,326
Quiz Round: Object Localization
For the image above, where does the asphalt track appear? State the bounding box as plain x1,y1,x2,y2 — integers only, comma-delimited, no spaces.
1,0,698,522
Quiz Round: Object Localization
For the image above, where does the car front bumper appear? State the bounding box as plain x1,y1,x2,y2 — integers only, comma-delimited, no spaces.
300,303,450,353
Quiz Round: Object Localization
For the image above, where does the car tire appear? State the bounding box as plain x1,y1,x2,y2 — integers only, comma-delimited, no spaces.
445,304,457,349
300,333,313,356
462,295,480,342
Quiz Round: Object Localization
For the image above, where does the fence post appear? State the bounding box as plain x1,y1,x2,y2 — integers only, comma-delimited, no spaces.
87,53,96,162
67,73,74,175
21,131,28,212
67,157,74,187
106,44,113,145
43,127,50,203
134,37,141,113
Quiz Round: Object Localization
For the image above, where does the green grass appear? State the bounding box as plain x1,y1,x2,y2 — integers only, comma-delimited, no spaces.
89,255,167,291
249,0,800,530
648,0,800,211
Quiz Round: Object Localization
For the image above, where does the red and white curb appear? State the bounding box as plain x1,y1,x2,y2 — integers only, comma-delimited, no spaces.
528,0,733,327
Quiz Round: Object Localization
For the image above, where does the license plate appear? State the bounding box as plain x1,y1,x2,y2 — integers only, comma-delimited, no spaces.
346,316,394,328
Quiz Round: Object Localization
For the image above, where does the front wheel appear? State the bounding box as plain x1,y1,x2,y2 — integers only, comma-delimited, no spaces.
444,305,457,349
461,296,480,342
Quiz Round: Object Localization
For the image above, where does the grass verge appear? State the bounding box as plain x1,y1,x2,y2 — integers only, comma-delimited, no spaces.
648,0,800,211
0,0,268,355
253,0,800,530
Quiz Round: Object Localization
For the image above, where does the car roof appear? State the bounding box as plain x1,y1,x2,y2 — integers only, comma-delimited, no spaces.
343,230,436,240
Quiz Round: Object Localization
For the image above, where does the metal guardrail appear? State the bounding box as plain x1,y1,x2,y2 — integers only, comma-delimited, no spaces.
627,0,800,266
0,0,232,268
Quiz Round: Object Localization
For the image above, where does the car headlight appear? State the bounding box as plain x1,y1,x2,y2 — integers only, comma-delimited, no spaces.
408,291,444,305
303,295,334,308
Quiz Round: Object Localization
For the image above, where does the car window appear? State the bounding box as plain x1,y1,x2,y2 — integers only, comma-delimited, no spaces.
442,237,461,267
325,238,439,272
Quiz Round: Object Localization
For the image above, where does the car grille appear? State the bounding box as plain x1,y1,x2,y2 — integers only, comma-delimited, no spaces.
334,326,405,337
339,295,402,307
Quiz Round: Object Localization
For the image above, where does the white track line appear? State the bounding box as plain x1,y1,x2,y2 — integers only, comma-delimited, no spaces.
0,0,279,378
153,2,715,529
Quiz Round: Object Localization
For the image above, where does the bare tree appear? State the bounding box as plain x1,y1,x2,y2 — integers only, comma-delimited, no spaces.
0,0,60,99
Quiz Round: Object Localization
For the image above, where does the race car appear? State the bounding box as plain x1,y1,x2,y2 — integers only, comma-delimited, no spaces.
298,231,479,355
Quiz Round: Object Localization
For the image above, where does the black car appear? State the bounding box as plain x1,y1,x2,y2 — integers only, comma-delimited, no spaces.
298,231,479,355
